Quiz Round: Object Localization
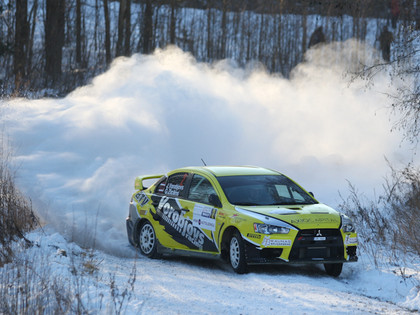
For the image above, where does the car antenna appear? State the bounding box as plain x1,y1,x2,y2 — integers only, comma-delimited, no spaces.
201,158,207,166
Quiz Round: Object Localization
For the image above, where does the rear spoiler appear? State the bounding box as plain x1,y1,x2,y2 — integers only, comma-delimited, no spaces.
134,174,164,190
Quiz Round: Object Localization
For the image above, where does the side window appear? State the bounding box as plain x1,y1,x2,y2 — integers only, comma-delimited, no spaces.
154,176,168,194
164,173,189,197
187,174,217,204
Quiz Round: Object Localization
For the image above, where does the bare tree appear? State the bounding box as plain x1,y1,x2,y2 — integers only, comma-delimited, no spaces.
27,0,38,76
206,1,214,60
76,0,82,65
219,0,228,59
14,0,29,92
356,16,419,143
45,0,65,85
141,0,153,54
116,0,131,57
124,0,131,56
169,0,177,44
301,0,308,55
103,0,111,64
4,0,420,97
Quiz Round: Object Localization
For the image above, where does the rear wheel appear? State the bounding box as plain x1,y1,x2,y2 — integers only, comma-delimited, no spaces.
324,263,343,277
229,231,248,274
138,221,159,258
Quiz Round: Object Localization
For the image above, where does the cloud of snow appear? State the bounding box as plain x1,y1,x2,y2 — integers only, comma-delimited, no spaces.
1,40,418,256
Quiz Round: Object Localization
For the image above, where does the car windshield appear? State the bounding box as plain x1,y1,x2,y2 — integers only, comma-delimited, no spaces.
217,175,317,206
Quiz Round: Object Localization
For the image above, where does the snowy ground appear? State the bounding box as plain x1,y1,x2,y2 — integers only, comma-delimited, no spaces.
2,226,418,314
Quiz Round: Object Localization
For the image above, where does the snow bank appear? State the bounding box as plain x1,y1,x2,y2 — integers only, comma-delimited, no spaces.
1,42,418,256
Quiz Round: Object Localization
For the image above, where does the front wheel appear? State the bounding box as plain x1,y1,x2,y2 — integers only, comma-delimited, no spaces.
324,263,343,277
229,231,248,274
138,221,159,258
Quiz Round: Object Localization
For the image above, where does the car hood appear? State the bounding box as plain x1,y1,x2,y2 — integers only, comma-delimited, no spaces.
235,203,341,229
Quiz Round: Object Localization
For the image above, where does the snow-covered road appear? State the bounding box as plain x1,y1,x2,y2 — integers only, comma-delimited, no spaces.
2,229,417,314
115,256,414,315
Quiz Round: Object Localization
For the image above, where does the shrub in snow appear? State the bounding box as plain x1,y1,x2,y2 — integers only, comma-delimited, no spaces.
341,162,420,263
0,140,38,266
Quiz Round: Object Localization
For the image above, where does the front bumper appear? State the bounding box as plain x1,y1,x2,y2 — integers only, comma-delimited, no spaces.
245,228,358,264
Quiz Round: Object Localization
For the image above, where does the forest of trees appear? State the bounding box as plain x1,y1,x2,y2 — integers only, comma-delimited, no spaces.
1,0,419,97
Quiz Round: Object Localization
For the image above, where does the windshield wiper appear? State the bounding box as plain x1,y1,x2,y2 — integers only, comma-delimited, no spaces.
234,202,258,206
267,201,317,206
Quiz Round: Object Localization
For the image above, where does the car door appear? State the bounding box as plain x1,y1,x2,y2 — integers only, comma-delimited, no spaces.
182,174,221,253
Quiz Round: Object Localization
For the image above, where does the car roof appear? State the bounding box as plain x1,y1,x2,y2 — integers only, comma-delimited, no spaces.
174,166,282,177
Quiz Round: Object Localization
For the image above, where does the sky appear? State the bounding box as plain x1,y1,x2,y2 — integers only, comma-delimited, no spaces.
1,40,418,256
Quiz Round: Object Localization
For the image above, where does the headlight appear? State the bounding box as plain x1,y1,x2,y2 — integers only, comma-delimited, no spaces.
254,223,290,234
341,215,355,233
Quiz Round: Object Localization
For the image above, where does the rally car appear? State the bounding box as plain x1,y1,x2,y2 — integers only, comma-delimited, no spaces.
126,166,358,276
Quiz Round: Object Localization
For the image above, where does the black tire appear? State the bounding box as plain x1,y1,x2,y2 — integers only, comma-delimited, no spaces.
324,263,343,277
229,231,248,274
138,221,159,258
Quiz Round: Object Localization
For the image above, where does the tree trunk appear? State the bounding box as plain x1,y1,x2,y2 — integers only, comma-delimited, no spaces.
206,2,213,60
170,0,176,45
116,0,126,56
14,0,29,92
301,0,307,55
103,0,111,64
220,0,227,59
124,0,131,56
116,0,131,57
76,0,81,64
45,0,65,85
142,0,153,54
27,0,38,77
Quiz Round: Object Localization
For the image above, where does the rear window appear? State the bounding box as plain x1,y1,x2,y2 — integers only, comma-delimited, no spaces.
155,177,168,194
163,173,189,197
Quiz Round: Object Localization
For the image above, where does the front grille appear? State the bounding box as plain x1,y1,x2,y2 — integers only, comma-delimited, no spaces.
289,229,344,262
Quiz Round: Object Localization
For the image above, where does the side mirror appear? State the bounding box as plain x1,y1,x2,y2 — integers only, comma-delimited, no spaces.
309,192,315,198
208,194,222,208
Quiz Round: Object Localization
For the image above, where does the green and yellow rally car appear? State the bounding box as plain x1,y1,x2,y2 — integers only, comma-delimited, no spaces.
126,166,358,276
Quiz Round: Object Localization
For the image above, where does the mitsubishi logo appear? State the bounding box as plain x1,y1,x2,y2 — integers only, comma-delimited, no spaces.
316,230,322,237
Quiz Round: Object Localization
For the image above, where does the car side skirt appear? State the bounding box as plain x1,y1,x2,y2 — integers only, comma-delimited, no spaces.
157,245,221,260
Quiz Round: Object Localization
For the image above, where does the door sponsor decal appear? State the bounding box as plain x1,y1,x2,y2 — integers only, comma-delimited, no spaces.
192,204,217,231
150,195,218,252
